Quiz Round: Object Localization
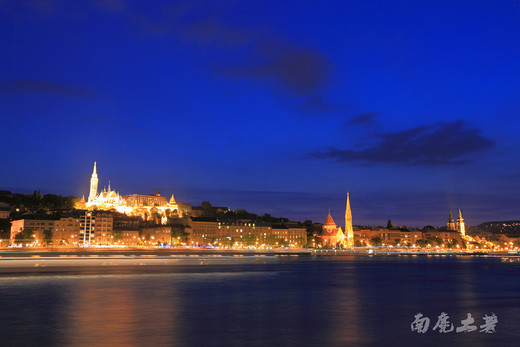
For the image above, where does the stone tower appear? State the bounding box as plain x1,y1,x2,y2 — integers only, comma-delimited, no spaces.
457,208,465,236
88,161,98,203
345,192,354,247
447,210,456,231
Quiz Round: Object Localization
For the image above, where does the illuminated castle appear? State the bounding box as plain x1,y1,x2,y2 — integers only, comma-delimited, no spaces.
80,162,181,221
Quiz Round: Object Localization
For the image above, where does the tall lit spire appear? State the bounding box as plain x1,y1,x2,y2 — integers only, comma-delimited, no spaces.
88,161,99,203
344,192,354,247
457,208,465,236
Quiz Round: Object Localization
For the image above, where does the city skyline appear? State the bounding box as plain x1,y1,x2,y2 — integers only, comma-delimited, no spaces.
2,1,520,226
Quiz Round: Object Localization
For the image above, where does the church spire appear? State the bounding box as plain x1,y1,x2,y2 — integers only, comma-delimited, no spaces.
344,192,354,247
88,161,99,203
457,208,466,237
447,209,456,230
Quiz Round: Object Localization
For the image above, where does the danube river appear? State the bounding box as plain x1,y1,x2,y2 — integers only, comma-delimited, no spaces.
0,255,518,346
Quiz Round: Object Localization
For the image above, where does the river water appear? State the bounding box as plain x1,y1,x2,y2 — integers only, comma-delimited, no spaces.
0,255,518,346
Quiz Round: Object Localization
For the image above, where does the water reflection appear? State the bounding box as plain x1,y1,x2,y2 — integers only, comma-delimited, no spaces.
0,257,519,346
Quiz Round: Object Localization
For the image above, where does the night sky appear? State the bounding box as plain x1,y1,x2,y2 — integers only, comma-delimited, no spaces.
2,1,520,227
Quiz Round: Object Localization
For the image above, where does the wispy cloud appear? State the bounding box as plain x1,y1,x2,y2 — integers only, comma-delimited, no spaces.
347,112,377,127
0,80,95,97
102,2,340,115
310,120,494,166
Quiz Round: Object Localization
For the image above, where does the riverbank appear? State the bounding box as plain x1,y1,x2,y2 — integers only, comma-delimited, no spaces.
0,247,513,258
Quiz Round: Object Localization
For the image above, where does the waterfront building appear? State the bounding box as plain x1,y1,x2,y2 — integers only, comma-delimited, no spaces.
78,211,113,246
10,219,54,245
188,217,306,247
319,211,348,247
140,227,172,245
53,217,81,246
271,223,307,246
120,230,140,246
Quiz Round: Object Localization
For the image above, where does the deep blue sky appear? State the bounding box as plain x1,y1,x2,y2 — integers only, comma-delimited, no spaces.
1,0,520,227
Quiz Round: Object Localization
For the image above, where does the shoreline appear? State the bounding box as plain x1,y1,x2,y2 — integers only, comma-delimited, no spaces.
0,247,514,258
0,248,517,275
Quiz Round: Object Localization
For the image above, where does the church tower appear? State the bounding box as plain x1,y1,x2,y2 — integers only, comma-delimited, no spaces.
323,209,336,234
345,192,354,247
88,161,98,203
457,208,465,236
447,210,456,230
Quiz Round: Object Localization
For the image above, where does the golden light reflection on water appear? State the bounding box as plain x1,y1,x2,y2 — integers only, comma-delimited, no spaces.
61,276,179,346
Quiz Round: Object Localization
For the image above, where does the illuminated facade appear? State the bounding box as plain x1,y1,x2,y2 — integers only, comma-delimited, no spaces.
319,210,348,247
80,162,182,221
457,208,466,236
447,209,466,237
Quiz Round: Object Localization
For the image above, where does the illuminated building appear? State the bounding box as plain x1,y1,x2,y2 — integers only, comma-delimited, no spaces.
10,219,54,245
53,217,81,246
319,210,348,247
188,218,306,247
79,211,113,246
80,162,182,221
121,230,140,246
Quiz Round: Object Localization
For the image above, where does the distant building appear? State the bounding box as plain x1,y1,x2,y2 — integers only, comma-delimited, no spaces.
354,229,422,246
120,230,140,246
53,217,81,246
78,211,113,246
0,207,10,219
10,219,54,245
80,161,183,220
188,217,306,247
271,223,307,246
141,227,171,245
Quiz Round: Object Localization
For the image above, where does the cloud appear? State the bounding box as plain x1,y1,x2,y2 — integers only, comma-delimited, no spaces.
3,2,340,114
347,112,377,127
106,2,340,114
0,80,95,97
310,120,494,166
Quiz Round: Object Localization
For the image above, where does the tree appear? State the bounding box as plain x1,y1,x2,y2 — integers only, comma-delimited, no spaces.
370,236,382,246
416,239,429,247
43,229,53,245
14,229,34,244
295,237,306,248
387,219,393,229
243,233,257,246
113,229,123,241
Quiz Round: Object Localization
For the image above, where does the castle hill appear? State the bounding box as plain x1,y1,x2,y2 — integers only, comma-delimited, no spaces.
1,162,518,256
